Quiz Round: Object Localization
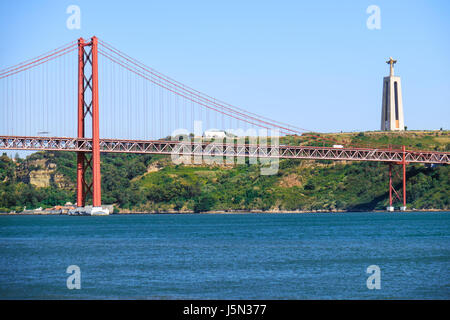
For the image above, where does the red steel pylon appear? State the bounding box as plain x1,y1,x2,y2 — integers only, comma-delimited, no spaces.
388,145,407,210
76,36,101,208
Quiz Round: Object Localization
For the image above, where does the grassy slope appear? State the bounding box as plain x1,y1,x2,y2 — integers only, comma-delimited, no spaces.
281,130,450,151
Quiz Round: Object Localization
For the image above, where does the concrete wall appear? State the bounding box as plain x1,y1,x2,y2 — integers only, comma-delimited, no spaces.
381,75,404,131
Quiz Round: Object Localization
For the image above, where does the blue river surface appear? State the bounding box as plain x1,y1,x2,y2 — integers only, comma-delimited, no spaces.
0,212,449,299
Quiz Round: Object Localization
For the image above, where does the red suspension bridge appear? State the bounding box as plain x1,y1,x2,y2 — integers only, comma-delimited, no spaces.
1,36,448,211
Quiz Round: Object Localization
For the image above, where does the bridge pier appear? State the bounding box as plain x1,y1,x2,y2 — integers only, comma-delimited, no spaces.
387,145,407,211
76,36,102,208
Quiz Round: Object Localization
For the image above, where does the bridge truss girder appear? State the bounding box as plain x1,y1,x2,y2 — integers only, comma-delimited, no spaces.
1,136,448,164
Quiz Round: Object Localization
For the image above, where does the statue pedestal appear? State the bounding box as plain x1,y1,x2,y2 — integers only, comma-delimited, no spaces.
381,58,405,131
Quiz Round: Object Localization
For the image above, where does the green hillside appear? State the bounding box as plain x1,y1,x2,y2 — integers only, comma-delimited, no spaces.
1,130,449,213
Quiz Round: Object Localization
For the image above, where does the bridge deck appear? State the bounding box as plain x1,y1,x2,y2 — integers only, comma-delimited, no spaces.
1,136,449,164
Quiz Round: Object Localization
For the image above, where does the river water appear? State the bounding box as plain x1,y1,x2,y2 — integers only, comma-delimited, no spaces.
0,212,449,299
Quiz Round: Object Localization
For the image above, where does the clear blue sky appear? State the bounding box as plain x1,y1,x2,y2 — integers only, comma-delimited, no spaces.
1,0,449,133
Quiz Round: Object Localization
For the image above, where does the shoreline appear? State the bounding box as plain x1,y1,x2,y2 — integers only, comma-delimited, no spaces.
1,208,448,215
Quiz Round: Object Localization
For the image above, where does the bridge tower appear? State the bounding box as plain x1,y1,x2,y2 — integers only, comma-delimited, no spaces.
76,36,102,212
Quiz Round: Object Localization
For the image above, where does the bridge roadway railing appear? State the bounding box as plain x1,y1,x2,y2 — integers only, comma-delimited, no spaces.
1,136,449,164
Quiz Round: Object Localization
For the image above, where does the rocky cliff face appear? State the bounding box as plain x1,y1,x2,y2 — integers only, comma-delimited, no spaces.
17,158,73,189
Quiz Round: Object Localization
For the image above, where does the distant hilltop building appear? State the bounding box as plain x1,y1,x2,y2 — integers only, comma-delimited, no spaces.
204,130,228,139
381,57,405,131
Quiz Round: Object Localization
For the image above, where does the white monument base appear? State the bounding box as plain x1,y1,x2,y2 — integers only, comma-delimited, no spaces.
380,58,405,131
400,206,407,211
386,206,395,212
